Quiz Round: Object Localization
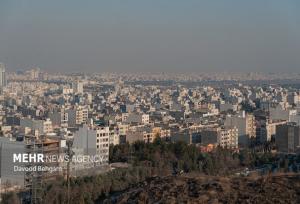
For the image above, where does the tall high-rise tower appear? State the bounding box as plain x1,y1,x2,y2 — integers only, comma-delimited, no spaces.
0,63,6,93
72,81,83,94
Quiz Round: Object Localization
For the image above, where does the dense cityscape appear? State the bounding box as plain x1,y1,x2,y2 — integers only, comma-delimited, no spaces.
1,0,300,203
0,63,300,203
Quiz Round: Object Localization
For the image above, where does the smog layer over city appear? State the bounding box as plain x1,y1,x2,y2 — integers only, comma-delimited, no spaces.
0,1,300,204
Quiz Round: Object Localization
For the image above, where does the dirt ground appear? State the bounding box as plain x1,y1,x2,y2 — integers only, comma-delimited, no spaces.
107,173,300,204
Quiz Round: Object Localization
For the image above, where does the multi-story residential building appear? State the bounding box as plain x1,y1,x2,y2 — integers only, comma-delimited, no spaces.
124,113,150,124
0,63,6,89
72,81,84,94
152,127,171,139
118,124,129,136
276,123,300,153
199,127,238,149
256,119,287,143
218,127,239,148
269,106,297,121
95,126,110,151
72,125,110,173
20,118,53,135
126,127,154,144
219,102,238,112
49,110,68,128
290,114,300,126
29,67,40,80
225,111,256,146
66,106,88,127
0,137,26,186
109,125,120,145
62,86,73,95
287,92,299,105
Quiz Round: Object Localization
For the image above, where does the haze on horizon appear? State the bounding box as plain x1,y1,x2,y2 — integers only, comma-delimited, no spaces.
0,0,299,73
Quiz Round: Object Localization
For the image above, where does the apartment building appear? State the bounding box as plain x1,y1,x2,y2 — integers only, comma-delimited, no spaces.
276,123,300,153
200,127,238,149
20,117,53,135
66,106,88,127
225,111,255,145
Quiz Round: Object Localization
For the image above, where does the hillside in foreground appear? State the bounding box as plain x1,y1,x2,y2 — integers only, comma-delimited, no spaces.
105,174,300,204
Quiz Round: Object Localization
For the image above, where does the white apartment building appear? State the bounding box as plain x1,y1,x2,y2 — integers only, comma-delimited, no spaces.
0,137,25,186
72,125,110,173
95,126,110,152
218,127,239,149
72,81,83,94
225,111,256,146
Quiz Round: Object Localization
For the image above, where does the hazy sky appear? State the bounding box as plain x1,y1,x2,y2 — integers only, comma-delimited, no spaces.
0,0,299,73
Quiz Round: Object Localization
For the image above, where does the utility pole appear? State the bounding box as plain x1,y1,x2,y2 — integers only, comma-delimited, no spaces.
0,143,2,203
66,140,74,204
